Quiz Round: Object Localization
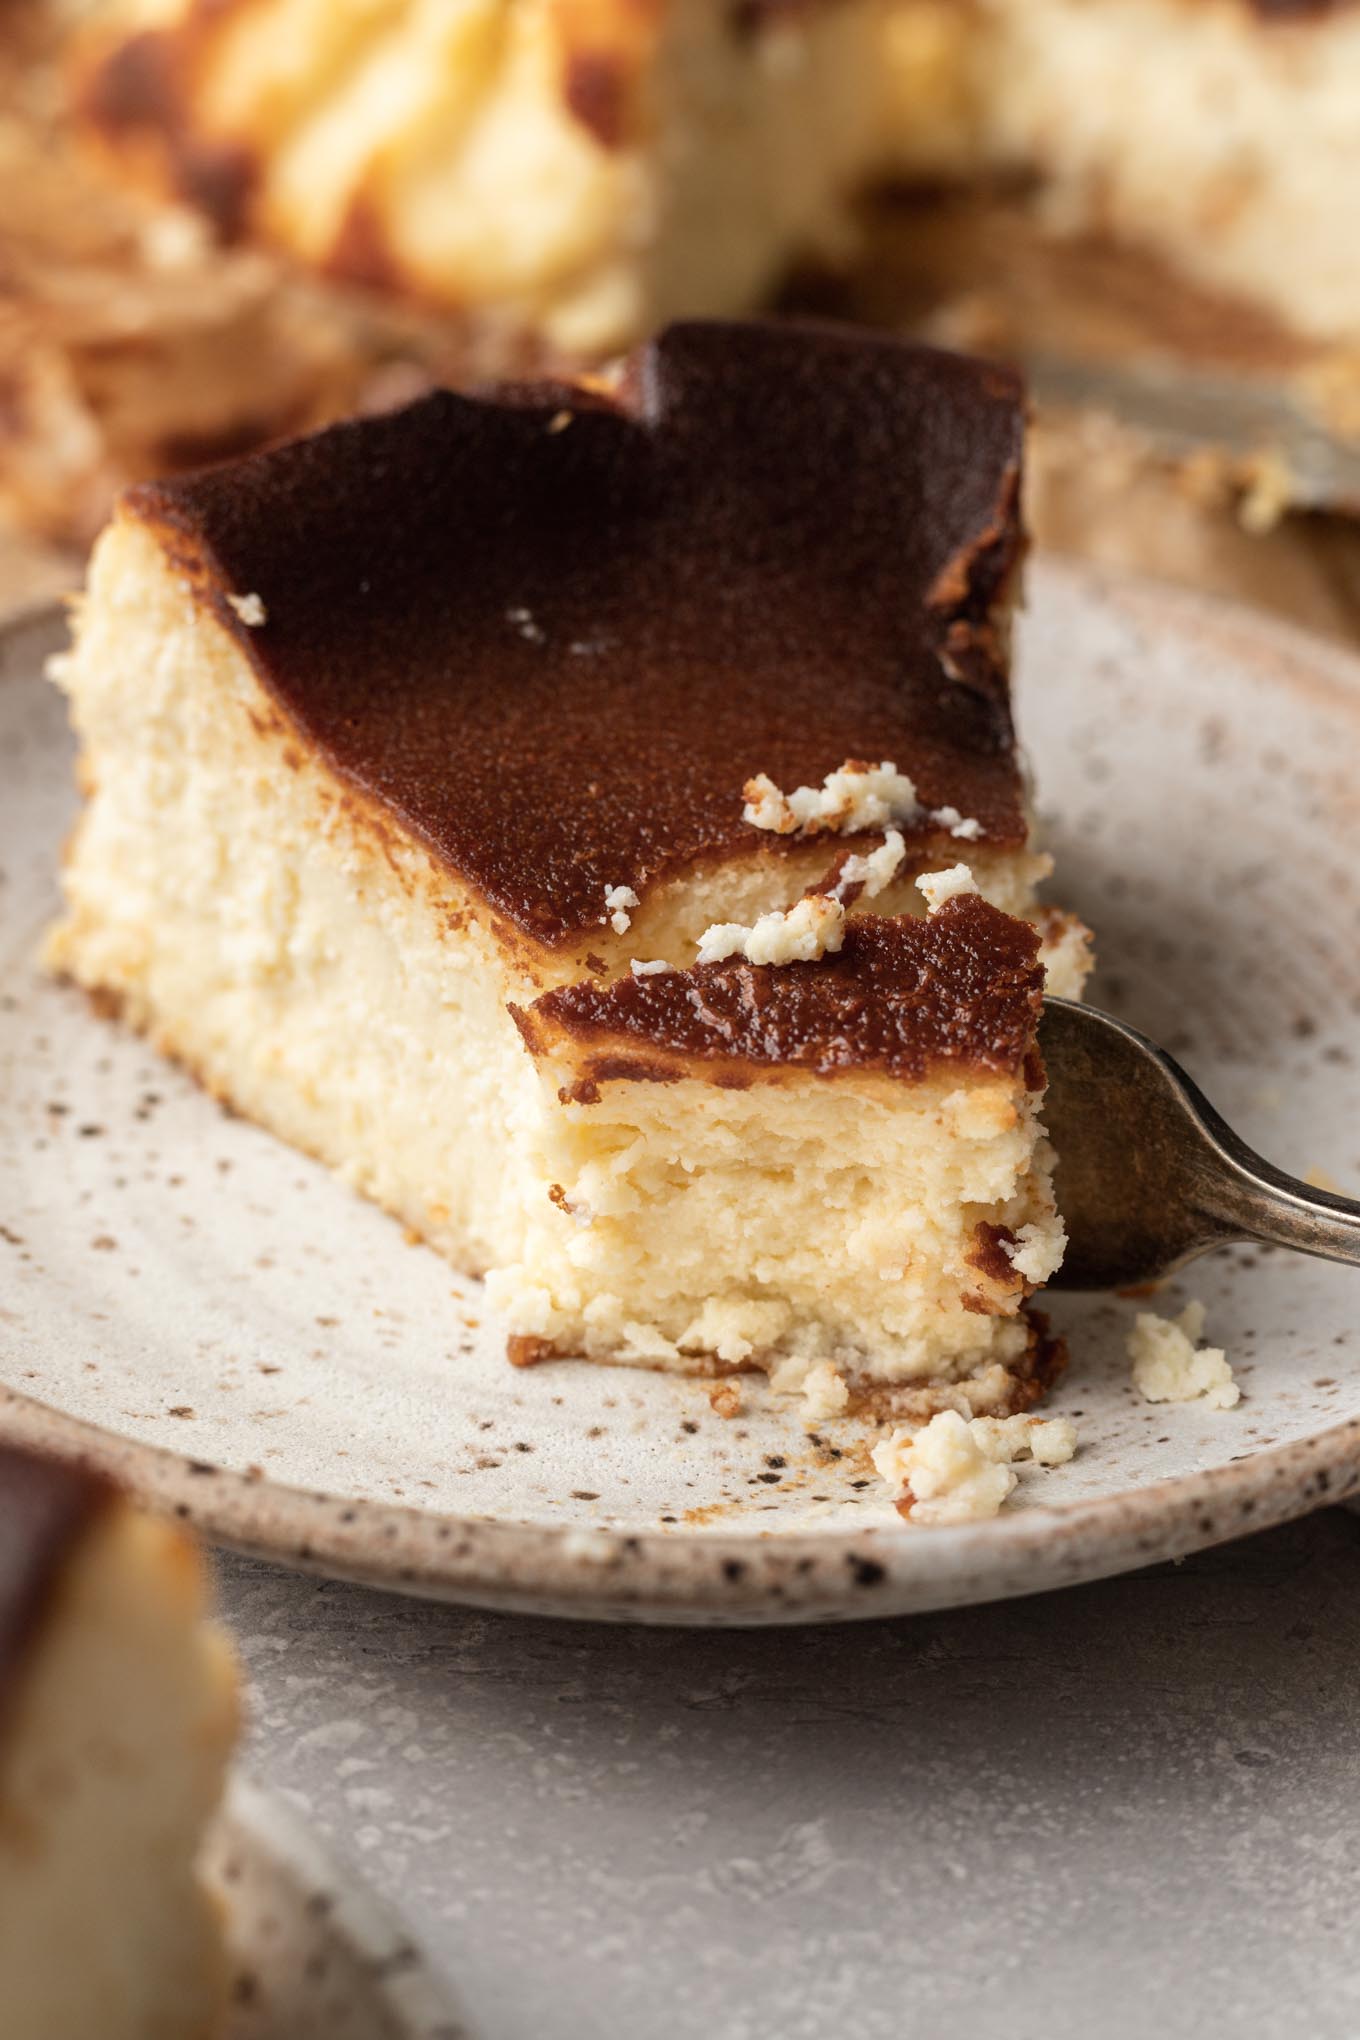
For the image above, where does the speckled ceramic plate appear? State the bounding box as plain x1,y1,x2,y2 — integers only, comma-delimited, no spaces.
212,1780,463,2038
2,561,1359,1624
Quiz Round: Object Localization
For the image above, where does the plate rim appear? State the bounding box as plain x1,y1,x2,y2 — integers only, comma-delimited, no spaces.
219,1777,464,2038
3,1377,1357,1625
4,558,1360,1625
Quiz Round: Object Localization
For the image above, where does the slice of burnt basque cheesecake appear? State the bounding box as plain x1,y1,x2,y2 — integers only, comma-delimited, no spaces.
0,1444,239,2040
47,319,1089,1408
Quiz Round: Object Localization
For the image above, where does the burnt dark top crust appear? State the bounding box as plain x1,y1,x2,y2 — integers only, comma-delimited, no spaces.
0,1445,113,1716
515,894,1045,1088
130,320,1027,949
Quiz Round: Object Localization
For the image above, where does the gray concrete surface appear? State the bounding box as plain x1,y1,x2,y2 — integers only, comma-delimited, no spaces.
219,1513,1360,2039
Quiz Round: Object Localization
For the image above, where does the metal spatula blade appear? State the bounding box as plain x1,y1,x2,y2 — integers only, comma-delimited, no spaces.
1026,353,1360,516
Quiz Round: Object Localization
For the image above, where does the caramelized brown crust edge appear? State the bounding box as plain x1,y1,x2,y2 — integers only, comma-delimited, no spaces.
514,896,1046,1090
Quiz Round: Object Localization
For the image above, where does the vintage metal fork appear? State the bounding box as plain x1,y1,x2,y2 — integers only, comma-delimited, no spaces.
1040,999,1360,1290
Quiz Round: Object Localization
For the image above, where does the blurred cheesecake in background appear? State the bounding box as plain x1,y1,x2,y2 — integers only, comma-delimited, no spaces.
882,0,1360,354
0,1443,238,2040
72,0,887,361
5,0,1359,547
0,0,401,546
73,0,1360,362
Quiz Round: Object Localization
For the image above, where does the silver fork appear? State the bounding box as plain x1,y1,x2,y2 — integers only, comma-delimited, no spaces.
1039,999,1360,1290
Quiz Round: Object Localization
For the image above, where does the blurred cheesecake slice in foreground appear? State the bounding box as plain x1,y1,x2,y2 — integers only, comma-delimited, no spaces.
0,1444,238,2040
48,319,1088,1409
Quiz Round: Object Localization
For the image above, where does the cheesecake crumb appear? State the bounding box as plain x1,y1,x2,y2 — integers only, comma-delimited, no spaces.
872,1410,1016,1524
872,1408,1079,1523
630,958,670,977
834,828,907,901
1028,1418,1079,1466
1129,1301,1240,1409
605,883,640,934
1003,1217,1067,1285
770,1353,850,1422
697,893,846,967
1037,912,1095,1001
932,804,983,841
916,864,980,914
742,760,920,837
708,1382,744,1419
971,1413,1079,1466
800,1361,850,1421
507,604,545,644
226,592,267,627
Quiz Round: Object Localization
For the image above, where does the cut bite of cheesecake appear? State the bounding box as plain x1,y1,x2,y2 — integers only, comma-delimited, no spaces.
0,1444,238,2040
48,318,1087,1406
503,897,1065,1390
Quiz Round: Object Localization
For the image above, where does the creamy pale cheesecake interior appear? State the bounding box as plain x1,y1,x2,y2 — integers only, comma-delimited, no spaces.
74,0,1360,360
0,1444,238,2040
506,900,1065,1390
48,319,1087,1403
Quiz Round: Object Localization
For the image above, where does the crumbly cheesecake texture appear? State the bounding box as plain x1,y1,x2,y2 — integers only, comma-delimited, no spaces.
0,1445,238,2040
871,1407,1078,1524
48,320,1082,1399
1128,1300,1241,1409
74,0,1360,358
504,904,1062,1373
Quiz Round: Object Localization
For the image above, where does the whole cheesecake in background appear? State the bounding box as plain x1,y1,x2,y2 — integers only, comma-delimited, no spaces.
885,0,1360,354
73,0,886,361
73,0,1360,361
4,0,1356,549
0,1443,238,2040
47,319,1090,1412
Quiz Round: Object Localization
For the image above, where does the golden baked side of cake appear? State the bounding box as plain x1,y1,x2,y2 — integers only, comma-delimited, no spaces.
0,1447,239,2040
46,509,549,1279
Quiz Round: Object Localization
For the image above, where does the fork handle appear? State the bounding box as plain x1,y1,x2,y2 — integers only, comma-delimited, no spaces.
1198,1124,1360,1269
